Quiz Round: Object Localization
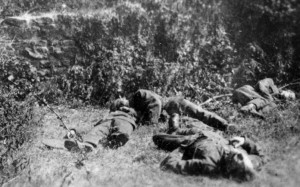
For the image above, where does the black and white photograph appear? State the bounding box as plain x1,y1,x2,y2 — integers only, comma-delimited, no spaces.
0,0,299,186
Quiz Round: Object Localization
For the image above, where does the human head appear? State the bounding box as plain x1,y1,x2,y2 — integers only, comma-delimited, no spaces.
225,148,256,182
278,90,296,101
110,97,129,112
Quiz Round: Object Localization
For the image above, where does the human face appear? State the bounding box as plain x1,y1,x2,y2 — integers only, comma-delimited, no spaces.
226,149,255,181
279,90,296,100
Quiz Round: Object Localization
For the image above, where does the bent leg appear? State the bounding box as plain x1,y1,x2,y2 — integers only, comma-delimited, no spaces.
108,119,134,148
250,98,270,111
184,100,228,131
232,85,261,105
82,120,111,147
255,78,278,101
261,102,277,113
240,103,264,119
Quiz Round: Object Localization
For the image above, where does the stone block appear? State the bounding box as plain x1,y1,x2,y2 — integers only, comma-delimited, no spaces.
2,18,27,27
31,17,53,27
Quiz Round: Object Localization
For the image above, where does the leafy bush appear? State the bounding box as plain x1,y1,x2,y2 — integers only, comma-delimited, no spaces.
0,89,35,184
1,0,299,105
0,37,36,185
223,0,300,87
50,1,237,105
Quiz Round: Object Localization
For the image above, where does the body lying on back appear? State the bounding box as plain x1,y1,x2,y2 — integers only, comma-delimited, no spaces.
63,98,138,151
232,78,295,118
153,116,265,181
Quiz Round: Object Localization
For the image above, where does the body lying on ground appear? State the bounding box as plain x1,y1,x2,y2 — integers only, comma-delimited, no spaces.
129,89,162,125
63,90,233,151
232,78,296,118
114,90,231,132
63,89,163,151
64,98,138,151
163,97,231,131
153,116,266,181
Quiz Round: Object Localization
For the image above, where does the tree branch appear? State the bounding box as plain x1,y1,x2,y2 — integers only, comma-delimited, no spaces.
279,82,300,90
199,94,232,106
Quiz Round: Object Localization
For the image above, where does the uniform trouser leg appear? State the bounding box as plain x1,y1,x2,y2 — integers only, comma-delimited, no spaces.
261,102,276,113
245,98,276,118
176,127,203,135
250,98,270,110
83,119,134,148
109,119,134,147
82,120,112,147
240,99,265,119
153,134,197,152
184,104,228,131
250,98,276,113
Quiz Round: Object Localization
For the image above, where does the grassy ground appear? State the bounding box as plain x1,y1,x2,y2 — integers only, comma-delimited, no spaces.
3,101,300,187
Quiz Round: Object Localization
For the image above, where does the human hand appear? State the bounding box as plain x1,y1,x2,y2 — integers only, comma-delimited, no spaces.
229,136,245,148
120,106,130,112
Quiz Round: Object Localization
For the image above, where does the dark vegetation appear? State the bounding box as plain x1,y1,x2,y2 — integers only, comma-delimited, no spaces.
0,89,36,184
1,0,299,103
0,0,299,185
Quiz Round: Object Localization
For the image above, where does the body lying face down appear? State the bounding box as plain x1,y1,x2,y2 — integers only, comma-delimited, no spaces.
113,89,233,132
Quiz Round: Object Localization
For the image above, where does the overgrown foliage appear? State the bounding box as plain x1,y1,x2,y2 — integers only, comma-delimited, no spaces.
223,0,300,87
0,37,36,185
0,88,35,184
1,0,299,104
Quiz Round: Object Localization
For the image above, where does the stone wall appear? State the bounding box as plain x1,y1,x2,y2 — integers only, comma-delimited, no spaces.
0,10,121,78
1,13,82,77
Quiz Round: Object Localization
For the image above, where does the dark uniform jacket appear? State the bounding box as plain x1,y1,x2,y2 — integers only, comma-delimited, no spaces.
160,131,265,176
83,108,138,147
130,89,162,124
232,78,279,112
99,110,137,129
255,78,279,101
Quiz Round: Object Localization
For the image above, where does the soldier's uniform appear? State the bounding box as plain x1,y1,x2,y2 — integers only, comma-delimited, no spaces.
153,124,265,179
82,108,137,148
163,97,229,131
130,89,162,125
255,78,279,101
232,78,279,117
